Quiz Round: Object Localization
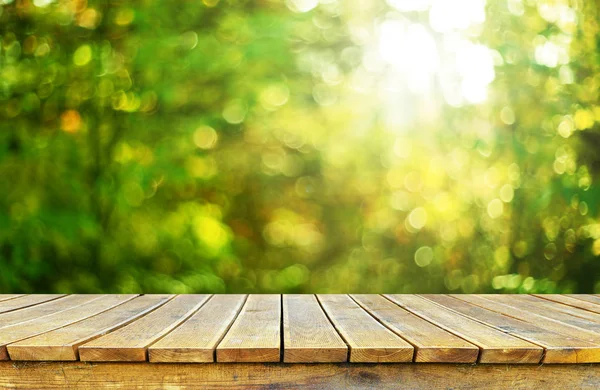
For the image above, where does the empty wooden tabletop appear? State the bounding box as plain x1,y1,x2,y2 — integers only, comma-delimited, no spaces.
1,294,600,364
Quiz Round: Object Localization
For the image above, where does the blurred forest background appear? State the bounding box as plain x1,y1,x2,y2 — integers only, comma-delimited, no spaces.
1,0,600,293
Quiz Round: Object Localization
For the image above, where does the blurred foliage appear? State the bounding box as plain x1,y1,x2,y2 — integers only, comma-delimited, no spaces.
1,0,600,293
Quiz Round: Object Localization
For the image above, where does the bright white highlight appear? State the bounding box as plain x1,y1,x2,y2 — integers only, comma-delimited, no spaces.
378,21,439,94
429,0,486,32
386,0,432,12
285,0,318,13
455,43,495,103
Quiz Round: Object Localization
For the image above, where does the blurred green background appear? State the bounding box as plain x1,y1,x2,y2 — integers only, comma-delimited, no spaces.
1,0,599,293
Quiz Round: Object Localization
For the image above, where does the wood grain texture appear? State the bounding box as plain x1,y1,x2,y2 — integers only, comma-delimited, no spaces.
7,295,172,361
422,294,600,363
79,295,209,362
351,294,479,363
516,295,600,323
0,295,99,329
385,294,542,363
0,295,24,303
283,294,347,363
2,362,600,389
566,295,600,306
455,295,600,345
317,295,413,363
0,295,136,360
216,294,281,362
149,294,247,363
534,294,600,315
488,294,600,329
0,295,64,315
1,294,600,367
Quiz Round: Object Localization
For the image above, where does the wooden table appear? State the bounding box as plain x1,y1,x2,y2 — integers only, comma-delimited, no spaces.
0,294,599,388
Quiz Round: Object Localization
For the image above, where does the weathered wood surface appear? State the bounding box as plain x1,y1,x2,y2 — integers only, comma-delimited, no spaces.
0,295,64,315
385,294,543,363
149,294,246,362
283,294,347,362
0,295,136,360
422,294,600,363
318,294,413,362
0,294,99,329
0,295,23,303
568,295,600,305
8,295,172,361
454,294,600,345
1,362,599,389
216,294,281,362
1,294,600,365
534,294,600,315
352,294,479,363
78,295,207,362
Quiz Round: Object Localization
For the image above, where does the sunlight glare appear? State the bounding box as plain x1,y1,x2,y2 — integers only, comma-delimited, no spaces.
456,43,495,103
429,0,486,32
387,0,431,12
378,20,438,94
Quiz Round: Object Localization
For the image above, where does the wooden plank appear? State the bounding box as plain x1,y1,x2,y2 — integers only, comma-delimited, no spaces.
0,295,136,360
0,295,64,315
79,295,209,362
7,295,172,361
422,294,600,363
567,294,600,306
317,294,413,362
467,295,600,340
3,362,600,390
216,294,281,363
0,295,24,303
385,294,542,363
515,294,600,323
351,294,479,363
492,294,600,327
283,294,347,363
149,295,246,363
453,295,600,345
534,294,600,315
0,295,102,329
